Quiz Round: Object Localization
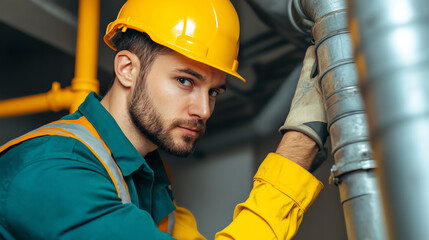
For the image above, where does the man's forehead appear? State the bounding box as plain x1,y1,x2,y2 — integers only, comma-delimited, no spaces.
158,51,227,84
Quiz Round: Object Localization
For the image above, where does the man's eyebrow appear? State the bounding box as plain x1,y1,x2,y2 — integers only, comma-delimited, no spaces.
175,68,205,81
175,67,227,90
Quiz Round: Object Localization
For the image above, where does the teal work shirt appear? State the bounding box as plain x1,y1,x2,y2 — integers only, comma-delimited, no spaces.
0,93,176,239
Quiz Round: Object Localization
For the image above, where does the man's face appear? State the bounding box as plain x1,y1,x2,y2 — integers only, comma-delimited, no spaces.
129,51,226,157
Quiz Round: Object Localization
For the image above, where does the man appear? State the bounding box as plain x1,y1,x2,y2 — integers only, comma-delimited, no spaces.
0,0,327,239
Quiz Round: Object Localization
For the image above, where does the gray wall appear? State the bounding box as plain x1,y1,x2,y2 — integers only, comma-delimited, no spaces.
166,145,254,238
166,134,348,239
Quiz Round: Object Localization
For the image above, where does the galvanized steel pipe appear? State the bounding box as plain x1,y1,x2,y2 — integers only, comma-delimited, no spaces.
349,0,429,239
296,0,387,239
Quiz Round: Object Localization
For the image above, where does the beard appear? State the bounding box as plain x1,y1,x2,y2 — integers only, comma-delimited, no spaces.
128,80,205,157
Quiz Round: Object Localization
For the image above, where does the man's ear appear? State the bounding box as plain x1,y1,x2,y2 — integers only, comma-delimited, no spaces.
114,50,140,88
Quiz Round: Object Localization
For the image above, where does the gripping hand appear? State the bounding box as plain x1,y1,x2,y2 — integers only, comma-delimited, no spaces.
279,46,328,171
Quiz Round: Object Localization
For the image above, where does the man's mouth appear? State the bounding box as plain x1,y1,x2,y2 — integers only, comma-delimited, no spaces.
177,126,202,137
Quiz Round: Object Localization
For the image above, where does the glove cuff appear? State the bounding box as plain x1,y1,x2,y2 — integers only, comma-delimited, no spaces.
279,121,328,150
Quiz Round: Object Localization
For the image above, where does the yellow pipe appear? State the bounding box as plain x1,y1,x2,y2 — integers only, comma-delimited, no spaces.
70,0,100,112
0,0,100,118
0,82,74,118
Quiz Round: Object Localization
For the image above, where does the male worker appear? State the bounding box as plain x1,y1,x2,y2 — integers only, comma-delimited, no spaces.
0,0,327,239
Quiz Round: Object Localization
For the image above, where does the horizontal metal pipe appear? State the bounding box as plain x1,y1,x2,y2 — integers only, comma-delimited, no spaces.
245,0,312,49
349,0,429,238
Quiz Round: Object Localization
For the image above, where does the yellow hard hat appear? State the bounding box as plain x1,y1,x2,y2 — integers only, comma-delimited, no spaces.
104,0,245,82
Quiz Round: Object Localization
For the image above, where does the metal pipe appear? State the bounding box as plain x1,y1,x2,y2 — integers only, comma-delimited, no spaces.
0,0,100,118
349,0,429,238
70,0,100,112
297,0,387,239
0,82,74,118
245,0,312,49
0,0,112,73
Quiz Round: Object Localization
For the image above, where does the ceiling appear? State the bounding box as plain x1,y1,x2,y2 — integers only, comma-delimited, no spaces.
0,0,307,155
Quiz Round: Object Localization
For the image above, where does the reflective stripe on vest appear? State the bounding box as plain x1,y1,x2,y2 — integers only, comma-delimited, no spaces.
0,118,176,233
45,122,132,204
168,210,176,234
0,121,131,204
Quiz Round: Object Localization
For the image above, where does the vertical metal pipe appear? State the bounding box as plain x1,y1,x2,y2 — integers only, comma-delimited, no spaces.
70,0,100,112
296,0,387,239
349,0,429,239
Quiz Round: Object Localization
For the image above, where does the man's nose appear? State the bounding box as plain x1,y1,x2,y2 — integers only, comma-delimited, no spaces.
189,92,211,121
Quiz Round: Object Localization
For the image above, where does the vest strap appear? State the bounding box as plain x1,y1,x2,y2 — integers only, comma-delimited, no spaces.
0,118,178,233
0,121,131,204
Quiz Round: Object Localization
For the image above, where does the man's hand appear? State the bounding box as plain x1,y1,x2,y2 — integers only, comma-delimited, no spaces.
278,45,328,172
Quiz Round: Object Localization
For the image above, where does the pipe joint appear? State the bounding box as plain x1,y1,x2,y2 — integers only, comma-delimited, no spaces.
46,82,74,112
329,159,377,185
71,77,99,93
312,10,348,45
300,0,346,21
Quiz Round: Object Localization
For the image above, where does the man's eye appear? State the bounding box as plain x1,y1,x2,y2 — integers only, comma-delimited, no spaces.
178,77,192,86
209,89,220,97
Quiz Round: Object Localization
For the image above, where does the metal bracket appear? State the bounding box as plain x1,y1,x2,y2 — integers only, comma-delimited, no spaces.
329,159,377,185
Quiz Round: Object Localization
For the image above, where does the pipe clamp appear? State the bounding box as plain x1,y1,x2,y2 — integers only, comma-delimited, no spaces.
329,159,377,185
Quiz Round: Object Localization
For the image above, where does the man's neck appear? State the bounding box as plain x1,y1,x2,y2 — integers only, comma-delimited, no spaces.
101,87,157,157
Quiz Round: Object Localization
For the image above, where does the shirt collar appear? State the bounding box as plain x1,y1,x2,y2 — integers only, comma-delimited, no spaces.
77,92,155,177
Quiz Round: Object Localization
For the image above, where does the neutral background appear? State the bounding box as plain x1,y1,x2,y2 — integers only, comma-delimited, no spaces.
0,0,347,239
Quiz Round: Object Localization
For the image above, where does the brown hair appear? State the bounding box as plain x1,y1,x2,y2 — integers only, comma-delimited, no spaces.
106,29,172,92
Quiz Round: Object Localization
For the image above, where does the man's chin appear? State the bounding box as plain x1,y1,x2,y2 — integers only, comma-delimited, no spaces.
160,139,197,157
162,146,194,157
